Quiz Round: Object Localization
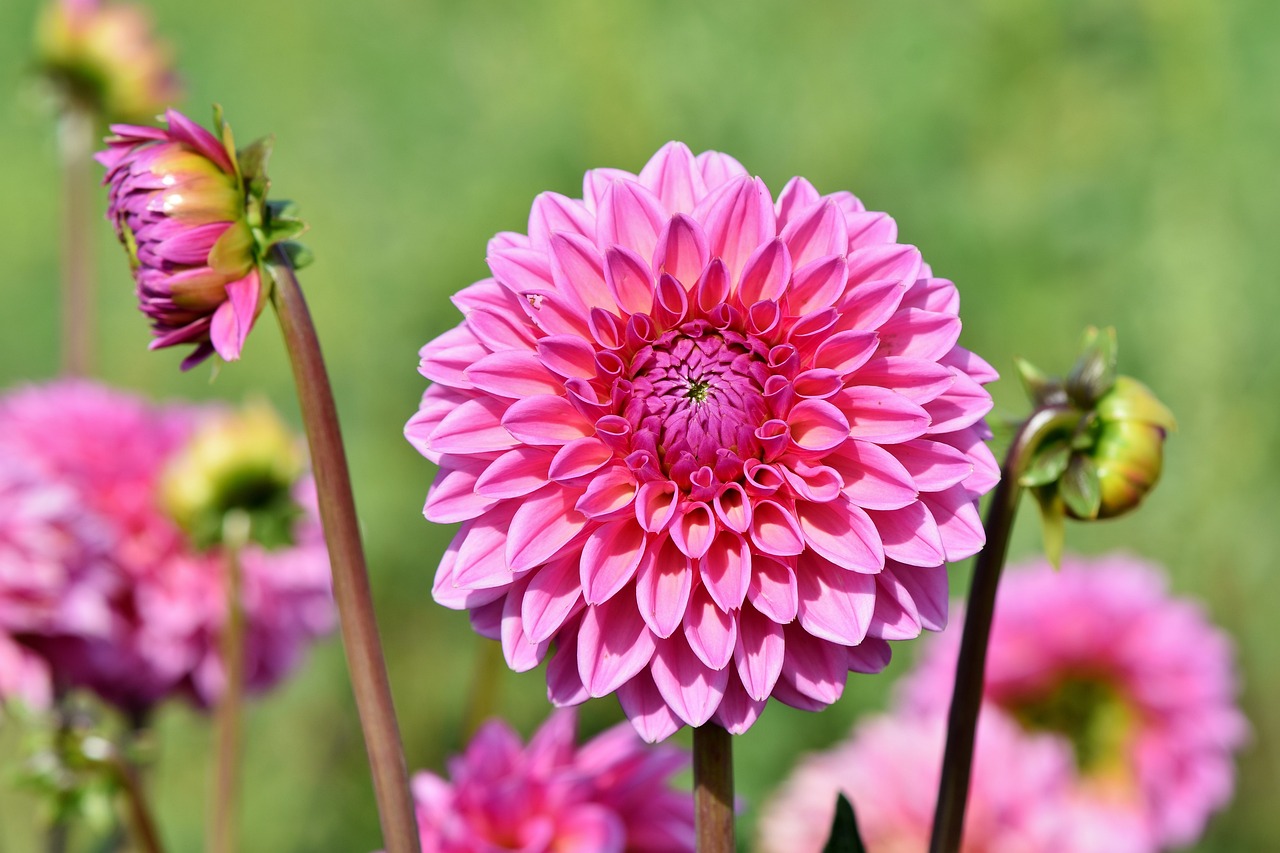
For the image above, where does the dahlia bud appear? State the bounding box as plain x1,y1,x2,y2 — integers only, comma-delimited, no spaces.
35,0,181,122
97,108,307,369
161,401,306,550
1090,377,1175,519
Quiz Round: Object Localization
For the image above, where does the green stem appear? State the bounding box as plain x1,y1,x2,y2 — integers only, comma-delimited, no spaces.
108,748,165,853
928,405,1080,853
59,103,95,377
693,723,734,853
267,247,420,853
209,512,250,853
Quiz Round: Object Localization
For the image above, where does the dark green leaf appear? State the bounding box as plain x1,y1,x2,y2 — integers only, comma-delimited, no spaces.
1019,439,1072,487
821,793,868,853
1059,454,1102,520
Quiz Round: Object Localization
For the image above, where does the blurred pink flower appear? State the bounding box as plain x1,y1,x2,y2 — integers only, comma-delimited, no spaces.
0,631,51,712
0,381,334,714
407,710,693,853
900,554,1248,850
758,711,1078,853
406,142,997,739
98,110,264,369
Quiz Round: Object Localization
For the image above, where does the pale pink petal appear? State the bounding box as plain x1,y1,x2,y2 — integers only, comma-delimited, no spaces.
549,437,615,482
605,246,656,315
683,585,737,670
796,496,885,574
507,485,588,572
429,397,518,455
597,180,667,261
634,536,692,639
528,191,594,247
651,635,729,727
522,553,585,644
581,519,647,605
737,238,792,305
734,605,785,701
787,399,850,453
867,501,945,568
702,176,777,285
747,556,799,624
537,334,599,379
549,233,613,314
670,502,714,559
502,395,596,445
639,142,706,215
653,214,709,288
475,446,553,499
795,551,875,645
578,596,656,698
465,350,563,398
780,625,846,705
617,671,683,743
826,440,918,511
838,386,930,444
424,459,500,523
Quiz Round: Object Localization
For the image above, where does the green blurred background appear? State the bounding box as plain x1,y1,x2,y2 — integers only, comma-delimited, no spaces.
1,0,1276,849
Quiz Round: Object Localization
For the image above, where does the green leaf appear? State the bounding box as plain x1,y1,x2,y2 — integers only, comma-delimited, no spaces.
1014,357,1065,407
1065,326,1118,408
1019,439,1072,487
277,241,314,270
1033,488,1067,569
237,136,276,200
1059,454,1102,520
821,794,868,853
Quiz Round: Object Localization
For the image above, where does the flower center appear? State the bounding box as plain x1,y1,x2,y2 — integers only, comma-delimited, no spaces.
1008,675,1137,789
621,320,769,493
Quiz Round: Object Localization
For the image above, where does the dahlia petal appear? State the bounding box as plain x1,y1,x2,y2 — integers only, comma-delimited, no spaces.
488,246,557,296
475,446,553,499
545,437,612,483
670,502,714,559
528,191,594,247
209,271,260,362
812,329,880,375
543,233,613,317
737,238,792,305
784,206,848,280
536,335,599,380
653,214,709,288
875,308,962,362
605,246,655,316
635,536,692,639
507,485,588,573
465,350,563,398
845,243,922,290
683,586,737,670
867,501,945,568
653,273,690,327
429,397,518,455
795,551,875,645
940,345,1000,384
502,395,595,446
902,276,960,315
734,605,785,701
778,463,842,504
164,109,235,173
418,325,487,388
853,357,955,404
845,211,899,248
836,278,909,331
583,167,636,213
547,629,590,706
749,500,805,557
581,519,647,605
523,554,585,644
525,291,592,337
826,441,917,511
869,569,923,640
924,371,996,433
425,459,500,523
651,635,729,727
846,637,892,673
921,486,985,561
555,805,626,853
703,176,777,284
890,439,973,493
786,399,850,453
636,480,680,532
433,538,507,610
783,254,849,318
453,507,520,590
695,150,749,187
617,671,683,743
889,562,948,631
839,386,930,443
452,277,522,315
747,556,799,624
796,496,885,574
775,176,822,228
699,532,751,612
792,368,844,401
712,483,752,532
469,598,504,639
597,180,666,261
780,625,846,705
693,258,731,314
578,596,656,698
467,307,537,353
712,676,768,735
576,466,639,519
502,576,551,672
639,142,706,215
937,426,1000,494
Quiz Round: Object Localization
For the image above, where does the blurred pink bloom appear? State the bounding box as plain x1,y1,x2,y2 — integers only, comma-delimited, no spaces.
98,110,264,369
0,381,334,714
900,554,1248,850
758,711,1078,853
407,710,693,853
406,142,997,739
0,631,52,712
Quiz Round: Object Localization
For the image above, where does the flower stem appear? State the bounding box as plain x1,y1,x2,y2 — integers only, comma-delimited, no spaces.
266,246,420,853
59,102,95,377
209,512,250,853
928,405,1080,853
693,722,734,853
109,747,166,853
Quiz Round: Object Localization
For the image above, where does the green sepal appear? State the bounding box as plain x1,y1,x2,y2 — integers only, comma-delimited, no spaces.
1066,326,1118,408
1060,454,1102,520
1014,358,1065,408
1033,488,1067,570
821,794,868,853
277,241,314,270
237,135,275,202
261,199,308,247
1020,438,1073,487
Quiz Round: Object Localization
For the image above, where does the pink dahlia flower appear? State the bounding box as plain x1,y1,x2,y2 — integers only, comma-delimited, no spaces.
900,554,1248,850
0,631,52,712
406,710,694,853
757,711,1077,853
406,142,998,739
0,381,334,714
98,109,265,369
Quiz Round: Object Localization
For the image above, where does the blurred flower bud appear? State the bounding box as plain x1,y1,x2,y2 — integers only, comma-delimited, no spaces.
97,108,307,369
35,0,181,122
161,401,306,550
1090,377,1175,519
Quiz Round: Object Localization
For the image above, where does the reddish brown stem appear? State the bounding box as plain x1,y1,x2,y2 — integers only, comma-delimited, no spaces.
693,723,734,853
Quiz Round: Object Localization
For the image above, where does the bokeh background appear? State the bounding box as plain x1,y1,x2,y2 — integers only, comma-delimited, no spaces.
1,0,1276,849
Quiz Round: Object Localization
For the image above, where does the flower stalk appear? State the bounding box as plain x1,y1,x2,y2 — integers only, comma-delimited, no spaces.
209,511,249,853
266,245,419,853
59,102,95,377
928,405,1080,853
693,723,734,853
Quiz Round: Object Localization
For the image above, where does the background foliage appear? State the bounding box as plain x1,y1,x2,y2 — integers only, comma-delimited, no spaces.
0,0,1275,849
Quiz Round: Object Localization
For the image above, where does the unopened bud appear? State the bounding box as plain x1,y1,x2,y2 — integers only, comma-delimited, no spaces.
1087,377,1175,519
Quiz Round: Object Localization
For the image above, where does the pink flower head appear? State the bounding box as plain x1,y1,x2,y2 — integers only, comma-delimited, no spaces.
407,709,694,853
0,631,52,713
0,381,334,714
406,142,998,739
98,109,268,369
900,554,1248,850
758,711,1077,853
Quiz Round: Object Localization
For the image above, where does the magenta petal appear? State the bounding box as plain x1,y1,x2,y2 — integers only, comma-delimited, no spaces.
581,519,647,605
577,596,656,697
796,496,885,574
747,556,799,624
528,191,594,247
502,395,595,445
554,805,625,853
867,501,945,568
522,554,585,644
605,246,655,315
737,238,792,305
639,142,705,215
429,397,518,455
475,446,553,499
749,500,805,557
734,606,785,701
712,676,767,735
787,399,850,453
432,537,507,610
840,386,931,444
465,351,562,398
889,562,948,632
635,536,692,639
501,576,551,672
702,176,777,285
653,214,709,288
546,630,589,706
826,441,918,511
854,357,955,404
670,502,714,559
597,179,667,262
210,272,260,361
617,670,683,743
536,334,598,379
164,109,235,173
781,200,848,269
683,586,737,670
795,551,876,645
650,635,729,727
699,532,750,612
575,467,638,518
787,255,850,317
506,485,588,572
635,481,680,533
549,437,614,482
870,568,923,640
780,625,847,705
847,637,892,673
844,243,922,289
921,486,986,561
890,439,973,492
876,308,962,362
424,459,499,523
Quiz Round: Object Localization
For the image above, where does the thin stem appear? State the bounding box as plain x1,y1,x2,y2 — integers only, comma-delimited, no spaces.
928,405,1080,853
59,103,96,377
209,512,250,853
109,750,165,853
693,723,734,853
267,247,420,853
